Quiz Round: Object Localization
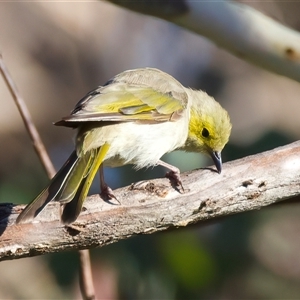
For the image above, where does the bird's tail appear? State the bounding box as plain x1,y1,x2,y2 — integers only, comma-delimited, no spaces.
16,143,110,225
61,143,109,224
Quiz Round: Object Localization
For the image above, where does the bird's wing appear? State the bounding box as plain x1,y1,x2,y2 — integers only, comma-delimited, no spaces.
55,68,188,127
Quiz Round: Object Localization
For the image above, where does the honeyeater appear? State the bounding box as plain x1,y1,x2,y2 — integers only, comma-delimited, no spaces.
16,68,232,224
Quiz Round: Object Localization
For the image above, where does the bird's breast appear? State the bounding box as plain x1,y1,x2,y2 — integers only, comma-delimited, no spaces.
78,116,189,169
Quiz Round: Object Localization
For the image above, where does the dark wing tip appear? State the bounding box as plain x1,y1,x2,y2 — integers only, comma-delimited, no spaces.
54,118,80,128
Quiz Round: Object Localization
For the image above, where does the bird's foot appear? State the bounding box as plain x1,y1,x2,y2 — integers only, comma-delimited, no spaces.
101,184,120,204
165,170,184,193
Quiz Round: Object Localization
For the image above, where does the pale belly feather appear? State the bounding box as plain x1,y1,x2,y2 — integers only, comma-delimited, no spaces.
77,115,189,169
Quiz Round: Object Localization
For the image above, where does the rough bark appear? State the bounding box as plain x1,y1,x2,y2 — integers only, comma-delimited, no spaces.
0,141,299,261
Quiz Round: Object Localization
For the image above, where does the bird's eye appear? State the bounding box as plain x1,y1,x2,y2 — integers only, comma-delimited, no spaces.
202,127,210,138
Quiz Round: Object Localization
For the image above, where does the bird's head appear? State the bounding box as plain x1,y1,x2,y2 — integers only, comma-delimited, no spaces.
184,90,232,173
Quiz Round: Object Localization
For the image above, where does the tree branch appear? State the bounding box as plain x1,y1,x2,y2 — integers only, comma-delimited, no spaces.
0,55,96,300
1,141,299,261
0,55,56,178
107,0,300,82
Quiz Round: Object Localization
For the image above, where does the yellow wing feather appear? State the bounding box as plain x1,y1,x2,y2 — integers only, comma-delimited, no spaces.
55,68,188,127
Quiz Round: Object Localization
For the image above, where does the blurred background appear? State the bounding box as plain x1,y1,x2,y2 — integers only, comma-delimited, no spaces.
1,1,300,299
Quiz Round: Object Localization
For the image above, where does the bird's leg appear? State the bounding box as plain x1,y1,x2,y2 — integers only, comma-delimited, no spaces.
99,165,119,202
157,160,184,192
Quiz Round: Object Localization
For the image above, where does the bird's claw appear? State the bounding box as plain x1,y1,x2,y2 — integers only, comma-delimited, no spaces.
101,185,120,204
165,171,184,193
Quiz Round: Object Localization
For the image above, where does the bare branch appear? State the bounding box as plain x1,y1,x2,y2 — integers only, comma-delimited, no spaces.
79,249,96,300
0,55,56,179
0,55,95,300
1,141,299,261
107,0,300,82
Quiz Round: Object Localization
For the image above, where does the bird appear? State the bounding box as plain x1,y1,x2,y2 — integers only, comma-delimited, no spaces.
16,67,231,225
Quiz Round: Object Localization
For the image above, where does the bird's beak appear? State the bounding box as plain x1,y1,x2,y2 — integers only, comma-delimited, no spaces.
210,151,222,174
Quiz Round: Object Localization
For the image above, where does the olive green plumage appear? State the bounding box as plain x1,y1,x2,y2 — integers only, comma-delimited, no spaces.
16,68,231,224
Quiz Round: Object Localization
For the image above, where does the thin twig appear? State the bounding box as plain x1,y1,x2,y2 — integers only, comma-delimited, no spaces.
0,54,56,179
0,55,96,300
80,249,96,300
